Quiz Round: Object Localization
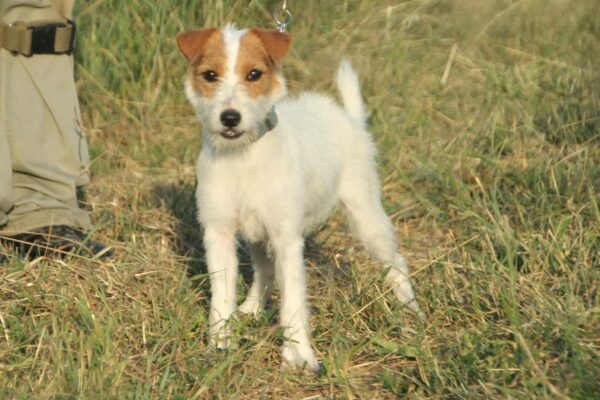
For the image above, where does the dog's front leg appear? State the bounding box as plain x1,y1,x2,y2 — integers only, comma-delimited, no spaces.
204,226,238,349
272,234,320,372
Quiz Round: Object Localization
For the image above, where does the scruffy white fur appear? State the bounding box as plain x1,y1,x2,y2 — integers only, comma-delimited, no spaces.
181,25,422,372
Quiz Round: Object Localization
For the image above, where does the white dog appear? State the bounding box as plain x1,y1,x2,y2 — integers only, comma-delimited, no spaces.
177,24,422,372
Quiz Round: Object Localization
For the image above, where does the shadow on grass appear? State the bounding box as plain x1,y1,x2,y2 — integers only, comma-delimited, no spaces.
152,182,205,273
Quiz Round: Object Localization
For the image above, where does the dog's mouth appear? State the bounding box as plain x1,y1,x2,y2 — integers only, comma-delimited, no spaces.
220,128,244,139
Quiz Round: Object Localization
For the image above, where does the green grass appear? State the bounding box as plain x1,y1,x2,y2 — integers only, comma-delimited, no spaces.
1,0,599,398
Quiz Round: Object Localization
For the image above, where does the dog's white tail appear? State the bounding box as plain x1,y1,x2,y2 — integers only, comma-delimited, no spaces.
336,60,367,130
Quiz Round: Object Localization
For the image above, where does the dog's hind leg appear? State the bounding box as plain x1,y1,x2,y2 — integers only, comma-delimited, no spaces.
340,179,423,317
239,242,275,316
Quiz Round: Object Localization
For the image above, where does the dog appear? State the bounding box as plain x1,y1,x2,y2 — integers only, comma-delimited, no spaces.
176,24,422,372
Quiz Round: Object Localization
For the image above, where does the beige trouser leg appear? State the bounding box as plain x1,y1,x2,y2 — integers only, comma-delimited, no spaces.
0,0,91,235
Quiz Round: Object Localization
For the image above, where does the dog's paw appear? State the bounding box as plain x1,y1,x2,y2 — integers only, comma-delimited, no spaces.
238,296,263,316
390,281,426,318
385,256,426,318
209,322,233,349
211,336,231,350
281,341,320,373
400,293,426,319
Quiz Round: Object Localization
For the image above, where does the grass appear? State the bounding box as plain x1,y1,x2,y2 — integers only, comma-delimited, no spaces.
1,0,599,398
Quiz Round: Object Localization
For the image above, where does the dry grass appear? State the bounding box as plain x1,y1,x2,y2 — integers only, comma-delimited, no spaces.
1,0,599,398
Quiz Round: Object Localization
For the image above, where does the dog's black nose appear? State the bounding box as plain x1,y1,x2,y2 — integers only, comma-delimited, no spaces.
220,109,242,128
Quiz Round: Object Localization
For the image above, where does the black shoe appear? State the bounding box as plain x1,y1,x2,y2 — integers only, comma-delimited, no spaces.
0,225,113,260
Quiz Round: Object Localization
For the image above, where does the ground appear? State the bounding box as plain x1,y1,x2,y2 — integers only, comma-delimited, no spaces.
1,0,599,398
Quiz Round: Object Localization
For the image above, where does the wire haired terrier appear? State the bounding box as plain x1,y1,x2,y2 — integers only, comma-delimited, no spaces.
177,24,422,372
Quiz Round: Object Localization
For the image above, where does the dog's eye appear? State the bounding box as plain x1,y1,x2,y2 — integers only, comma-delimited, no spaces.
246,69,263,82
201,70,218,82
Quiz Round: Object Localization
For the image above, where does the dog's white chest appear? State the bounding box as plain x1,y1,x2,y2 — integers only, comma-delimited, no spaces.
196,153,273,243
238,205,267,242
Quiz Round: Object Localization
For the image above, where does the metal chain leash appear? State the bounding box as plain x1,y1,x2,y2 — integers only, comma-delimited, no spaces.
272,0,292,32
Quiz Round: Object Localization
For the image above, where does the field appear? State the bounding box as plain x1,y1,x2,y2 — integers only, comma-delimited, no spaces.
1,0,599,398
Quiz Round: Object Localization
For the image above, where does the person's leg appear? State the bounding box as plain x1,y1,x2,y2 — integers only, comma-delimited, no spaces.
0,1,111,258
0,120,12,228
0,0,90,234
0,52,92,234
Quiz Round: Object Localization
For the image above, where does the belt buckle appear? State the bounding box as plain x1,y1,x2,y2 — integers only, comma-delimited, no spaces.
27,20,76,56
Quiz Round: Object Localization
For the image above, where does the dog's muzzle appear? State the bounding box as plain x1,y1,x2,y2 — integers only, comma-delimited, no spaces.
220,128,245,139
217,107,278,141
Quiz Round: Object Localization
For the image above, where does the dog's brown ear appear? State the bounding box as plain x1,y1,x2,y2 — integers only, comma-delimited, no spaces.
249,28,291,65
176,28,219,62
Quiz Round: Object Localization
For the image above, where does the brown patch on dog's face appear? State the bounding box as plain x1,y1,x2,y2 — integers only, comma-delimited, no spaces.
236,29,291,99
176,28,219,62
177,28,226,99
248,29,291,65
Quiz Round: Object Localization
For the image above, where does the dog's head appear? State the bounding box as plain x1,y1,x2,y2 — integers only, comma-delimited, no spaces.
177,24,291,151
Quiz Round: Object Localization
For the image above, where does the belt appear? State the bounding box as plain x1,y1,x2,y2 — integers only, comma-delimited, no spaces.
0,19,76,56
